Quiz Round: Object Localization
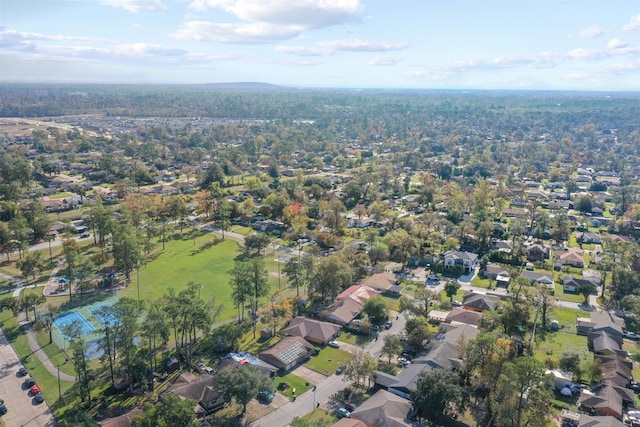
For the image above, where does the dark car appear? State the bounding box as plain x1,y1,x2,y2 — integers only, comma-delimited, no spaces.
384,321,392,330
258,389,274,403
24,377,35,388
34,393,44,404
17,367,28,377
345,402,357,412
336,366,344,375
0,403,6,415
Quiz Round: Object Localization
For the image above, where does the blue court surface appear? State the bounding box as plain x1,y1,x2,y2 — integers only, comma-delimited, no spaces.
54,311,96,338
89,302,116,326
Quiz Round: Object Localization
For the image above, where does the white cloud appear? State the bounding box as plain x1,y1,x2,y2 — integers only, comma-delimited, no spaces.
368,55,401,66
623,14,640,32
99,0,167,13
189,0,363,29
172,21,302,44
600,62,639,74
607,38,627,49
276,38,407,57
275,45,328,56
570,25,604,39
567,48,607,60
317,39,407,52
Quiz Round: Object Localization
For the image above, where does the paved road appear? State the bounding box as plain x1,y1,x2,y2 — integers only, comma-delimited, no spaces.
249,372,347,427
0,328,55,427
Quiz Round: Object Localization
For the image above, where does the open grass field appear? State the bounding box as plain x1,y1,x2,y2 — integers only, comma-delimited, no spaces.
532,331,588,365
304,347,352,376
124,234,243,322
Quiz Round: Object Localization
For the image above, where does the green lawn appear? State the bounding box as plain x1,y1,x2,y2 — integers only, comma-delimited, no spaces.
275,372,313,398
532,331,588,366
471,276,491,288
554,283,586,304
304,347,353,376
125,235,243,322
291,408,338,427
48,192,73,199
338,331,369,346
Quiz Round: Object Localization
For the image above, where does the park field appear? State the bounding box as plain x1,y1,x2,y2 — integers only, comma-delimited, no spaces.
123,233,243,322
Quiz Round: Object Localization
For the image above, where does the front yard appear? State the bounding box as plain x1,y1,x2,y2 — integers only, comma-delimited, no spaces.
304,347,353,376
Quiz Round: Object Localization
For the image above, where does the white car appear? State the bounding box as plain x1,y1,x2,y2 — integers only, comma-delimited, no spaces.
397,357,412,366
328,341,340,348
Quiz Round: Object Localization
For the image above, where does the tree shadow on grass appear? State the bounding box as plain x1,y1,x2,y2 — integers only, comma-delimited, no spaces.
189,238,225,256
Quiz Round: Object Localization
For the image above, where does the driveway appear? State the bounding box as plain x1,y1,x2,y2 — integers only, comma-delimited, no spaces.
0,328,55,427
290,365,326,385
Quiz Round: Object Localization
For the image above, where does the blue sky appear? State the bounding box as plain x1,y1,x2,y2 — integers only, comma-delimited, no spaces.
1,0,639,90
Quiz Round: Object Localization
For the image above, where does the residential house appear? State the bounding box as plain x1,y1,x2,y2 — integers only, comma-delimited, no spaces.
159,372,226,415
588,330,625,357
596,354,632,388
98,407,144,427
427,310,448,324
576,311,625,337
259,336,314,371
220,353,278,377
579,232,602,245
526,244,550,262
351,390,413,427
282,317,341,346
442,250,478,273
461,291,500,312
521,271,554,288
445,307,483,326
491,240,513,253
359,272,403,297
374,323,478,399
576,414,625,427
583,270,603,286
326,298,364,326
331,419,370,427
555,247,585,269
563,276,596,294
578,384,634,419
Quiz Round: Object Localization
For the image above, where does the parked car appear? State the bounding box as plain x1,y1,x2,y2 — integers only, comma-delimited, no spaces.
0,402,6,415
451,300,463,307
80,232,91,238
398,357,412,366
258,389,275,403
24,377,35,387
345,402,358,412
336,366,344,375
625,331,640,341
336,407,351,418
34,393,44,403
384,321,392,330
17,367,28,377
30,385,41,395
328,340,340,348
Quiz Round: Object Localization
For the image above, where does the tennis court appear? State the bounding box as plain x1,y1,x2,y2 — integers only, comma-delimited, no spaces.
54,311,96,338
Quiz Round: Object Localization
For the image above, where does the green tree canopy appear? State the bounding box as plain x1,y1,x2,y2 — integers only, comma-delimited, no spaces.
131,394,198,427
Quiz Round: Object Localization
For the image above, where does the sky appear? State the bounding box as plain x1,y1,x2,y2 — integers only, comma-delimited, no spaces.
1,0,639,90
